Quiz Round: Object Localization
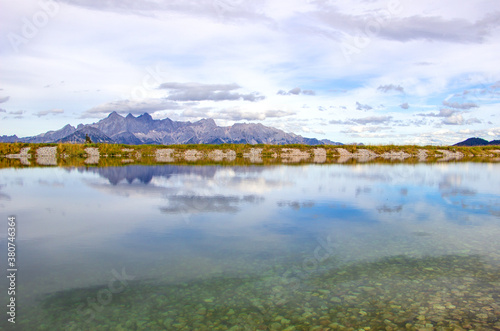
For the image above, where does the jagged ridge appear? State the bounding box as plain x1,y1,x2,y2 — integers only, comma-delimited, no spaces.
1,112,343,145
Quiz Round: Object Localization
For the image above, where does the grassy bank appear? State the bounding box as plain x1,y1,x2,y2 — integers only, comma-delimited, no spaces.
1,142,499,156
1,142,499,169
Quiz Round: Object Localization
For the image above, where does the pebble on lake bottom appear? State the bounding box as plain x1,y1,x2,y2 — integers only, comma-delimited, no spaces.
20,253,499,331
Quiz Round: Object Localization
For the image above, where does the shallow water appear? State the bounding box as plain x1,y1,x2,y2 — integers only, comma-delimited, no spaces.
0,163,499,330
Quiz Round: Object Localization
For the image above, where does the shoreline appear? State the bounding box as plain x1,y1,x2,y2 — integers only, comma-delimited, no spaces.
1,143,500,167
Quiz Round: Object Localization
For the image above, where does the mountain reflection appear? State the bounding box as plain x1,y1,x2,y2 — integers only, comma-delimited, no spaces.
78,165,266,185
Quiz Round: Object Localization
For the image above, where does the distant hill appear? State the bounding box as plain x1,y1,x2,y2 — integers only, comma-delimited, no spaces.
25,124,76,143
56,126,115,143
0,135,19,143
0,112,342,146
453,137,500,146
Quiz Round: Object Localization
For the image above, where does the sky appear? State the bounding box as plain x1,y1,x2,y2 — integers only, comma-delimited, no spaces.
0,0,499,145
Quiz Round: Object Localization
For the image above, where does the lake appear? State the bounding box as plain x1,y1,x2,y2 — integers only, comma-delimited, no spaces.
1,163,500,330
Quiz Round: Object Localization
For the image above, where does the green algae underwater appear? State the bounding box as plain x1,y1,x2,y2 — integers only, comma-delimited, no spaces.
36,254,500,330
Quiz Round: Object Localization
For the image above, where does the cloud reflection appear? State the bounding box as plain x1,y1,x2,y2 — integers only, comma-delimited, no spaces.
161,194,263,214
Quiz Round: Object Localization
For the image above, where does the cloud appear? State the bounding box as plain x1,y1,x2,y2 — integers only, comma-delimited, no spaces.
442,114,465,125
380,14,500,43
351,116,392,125
58,0,268,23
329,116,393,126
277,87,316,96
159,82,265,102
457,127,500,138
400,103,410,109
0,108,6,113
313,8,500,44
0,96,10,103
58,0,165,12
300,126,325,135
0,192,12,201
160,82,239,91
329,119,346,125
302,90,316,95
35,109,64,117
417,108,482,126
82,99,181,118
7,110,24,119
419,108,460,118
442,100,478,109
437,109,459,117
452,82,500,99
405,119,429,127
181,107,295,121
440,114,481,126
265,110,295,118
355,102,373,111
377,84,405,93
466,118,482,124
160,194,262,214
342,126,392,133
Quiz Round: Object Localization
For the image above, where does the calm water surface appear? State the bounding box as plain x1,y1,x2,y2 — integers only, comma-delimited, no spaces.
1,163,500,330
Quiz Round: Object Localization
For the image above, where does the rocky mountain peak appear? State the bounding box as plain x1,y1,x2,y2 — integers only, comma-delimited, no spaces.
194,118,216,127
137,112,153,121
107,111,122,119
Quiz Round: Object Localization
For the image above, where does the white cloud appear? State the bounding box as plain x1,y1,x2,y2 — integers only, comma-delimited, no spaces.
35,108,64,117
159,82,265,102
355,102,373,111
351,116,392,125
82,99,181,118
377,84,404,93
343,126,391,133
181,107,295,121
442,100,478,109
277,87,316,96
442,114,465,125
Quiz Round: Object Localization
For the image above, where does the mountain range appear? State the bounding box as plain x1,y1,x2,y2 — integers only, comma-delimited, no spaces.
0,112,342,145
453,137,500,146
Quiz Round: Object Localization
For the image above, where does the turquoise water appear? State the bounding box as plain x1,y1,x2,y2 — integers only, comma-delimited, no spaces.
1,163,500,330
